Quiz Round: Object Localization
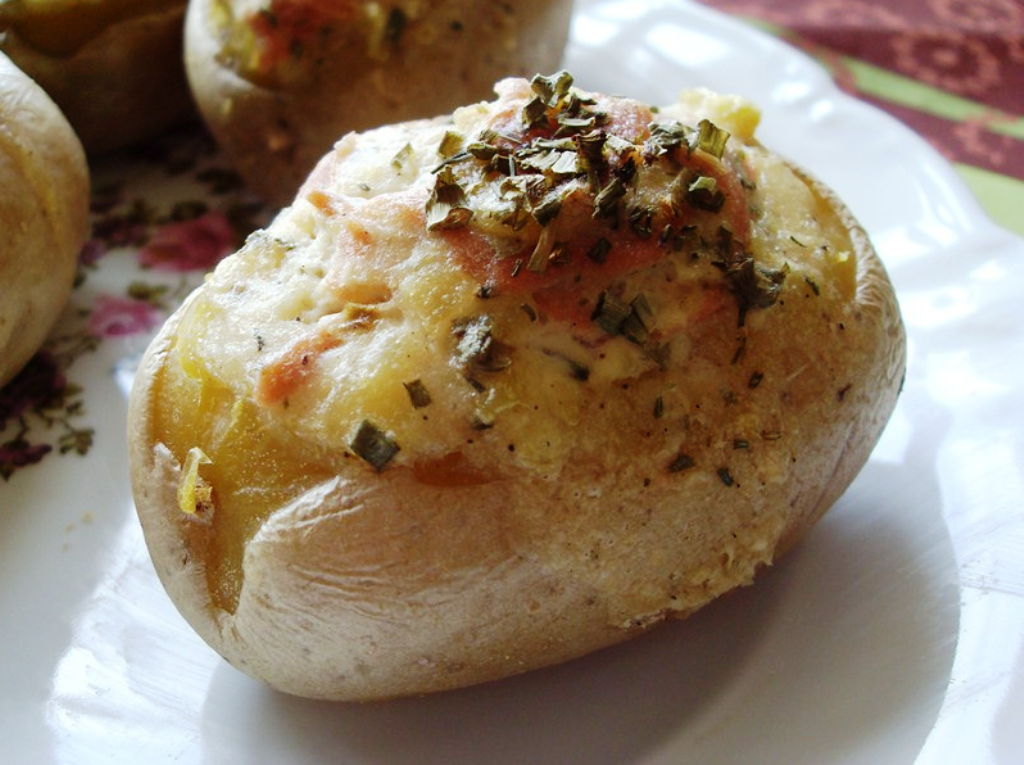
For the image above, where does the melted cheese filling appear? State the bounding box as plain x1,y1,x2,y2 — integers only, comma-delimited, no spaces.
170,83,856,474
152,80,861,613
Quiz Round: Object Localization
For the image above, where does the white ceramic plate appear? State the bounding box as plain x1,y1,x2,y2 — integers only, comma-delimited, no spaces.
3,1,1022,762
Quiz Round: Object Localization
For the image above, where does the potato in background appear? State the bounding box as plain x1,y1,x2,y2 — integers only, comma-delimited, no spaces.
0,0,193,154
185,0,575,205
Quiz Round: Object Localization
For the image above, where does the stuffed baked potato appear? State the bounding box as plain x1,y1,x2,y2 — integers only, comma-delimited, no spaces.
185,0,575,205
0,51,89,388
129,73,906,700
0,0,192,153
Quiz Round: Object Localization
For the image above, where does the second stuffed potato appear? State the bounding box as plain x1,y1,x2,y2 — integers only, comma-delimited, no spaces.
185,0,575,205
0,0,192,154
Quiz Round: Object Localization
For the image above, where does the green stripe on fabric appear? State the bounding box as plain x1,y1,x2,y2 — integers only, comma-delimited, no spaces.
954,164,1024,237
843,59,1024,141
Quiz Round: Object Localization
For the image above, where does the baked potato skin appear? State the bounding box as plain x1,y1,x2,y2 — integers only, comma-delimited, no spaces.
0,51,90,388
129,78,905,700
185,0,575,206
0,0,192,154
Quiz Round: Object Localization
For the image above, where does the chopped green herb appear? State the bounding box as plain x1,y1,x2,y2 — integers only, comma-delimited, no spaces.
721,257,789,325
467,141,500,161
653,396,664,419
614,155,638,184
499,200,529,232
383,7,407,45
717,467,735,487
668,453,695,473
658,222,699,252
430,150,471,173
593,177,626,218
686,175,725,212
492,149,516,176
549,150,581,175
351,420,399,471
592,291,658,346
716,224,735,256
531,190,564,226
522,96,549,129
621,294,655,345
391,142,413,170
403,379,432,408
644,340,672,369
527,226,557,273
748,371,764,389
647,120,692,155
658,224,675,247
694,119,730,159
586,237,611,264
591,291,632,335
548,241,569,267
555,114,598,135
565,92,597,110
426,166,473,230
436,131,464,157
627,204,655,237
530,70,574,108
452,315,512,373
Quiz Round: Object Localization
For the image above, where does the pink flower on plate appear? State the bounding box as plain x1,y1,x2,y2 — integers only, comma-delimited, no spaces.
138,210,236,273
88,295,164,339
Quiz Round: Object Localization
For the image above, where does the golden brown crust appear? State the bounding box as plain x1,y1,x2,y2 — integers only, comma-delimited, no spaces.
184,0,574,206
0,51,90,388
129,81,906,700
0,1,192,154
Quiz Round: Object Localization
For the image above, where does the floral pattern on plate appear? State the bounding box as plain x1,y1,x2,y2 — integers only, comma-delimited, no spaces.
0,127,271,481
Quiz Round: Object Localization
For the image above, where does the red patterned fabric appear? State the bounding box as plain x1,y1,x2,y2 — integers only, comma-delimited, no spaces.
697,0,1024,179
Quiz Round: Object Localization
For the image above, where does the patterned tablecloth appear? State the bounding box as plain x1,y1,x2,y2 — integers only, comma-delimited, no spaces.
697,0,1024,236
